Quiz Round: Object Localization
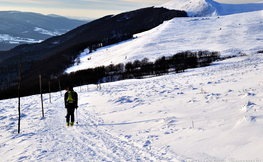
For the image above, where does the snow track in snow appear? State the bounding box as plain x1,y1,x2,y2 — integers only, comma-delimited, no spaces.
0,91,181,162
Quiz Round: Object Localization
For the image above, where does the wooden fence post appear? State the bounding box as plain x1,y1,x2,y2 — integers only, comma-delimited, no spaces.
39,75,44,117
18,54,22,133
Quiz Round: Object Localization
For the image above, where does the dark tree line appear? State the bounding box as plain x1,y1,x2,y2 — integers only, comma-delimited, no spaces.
0,50,220,100
56,51,220,89
68,50,220,83
124,50,220,77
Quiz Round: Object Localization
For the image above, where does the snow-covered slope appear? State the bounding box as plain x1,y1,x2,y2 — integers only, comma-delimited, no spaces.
2,53,263,161
160,0,263,17
2,1,263,161
0,34,41,45
66,9,263,73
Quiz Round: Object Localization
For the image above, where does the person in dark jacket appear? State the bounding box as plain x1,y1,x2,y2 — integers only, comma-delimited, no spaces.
64,85,78,126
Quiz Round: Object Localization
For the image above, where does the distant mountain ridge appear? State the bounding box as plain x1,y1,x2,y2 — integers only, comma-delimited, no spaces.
0,11,87,51
161,0,263,17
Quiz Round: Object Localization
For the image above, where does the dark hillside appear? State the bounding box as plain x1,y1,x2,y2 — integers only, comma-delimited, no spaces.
0,7,187,99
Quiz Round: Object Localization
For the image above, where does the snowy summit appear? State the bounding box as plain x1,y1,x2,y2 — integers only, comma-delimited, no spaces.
160,0,263,17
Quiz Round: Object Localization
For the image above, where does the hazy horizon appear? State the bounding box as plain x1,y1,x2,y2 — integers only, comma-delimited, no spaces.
0,0,262,20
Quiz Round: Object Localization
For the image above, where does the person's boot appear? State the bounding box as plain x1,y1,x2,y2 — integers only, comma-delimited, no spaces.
70,122,74,126
66,122,69,126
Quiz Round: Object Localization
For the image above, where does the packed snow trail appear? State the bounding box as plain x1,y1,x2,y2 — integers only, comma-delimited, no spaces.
2,54,263,160
0,87,181,161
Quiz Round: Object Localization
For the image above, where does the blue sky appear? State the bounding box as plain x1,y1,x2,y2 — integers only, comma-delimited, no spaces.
0,0,262,20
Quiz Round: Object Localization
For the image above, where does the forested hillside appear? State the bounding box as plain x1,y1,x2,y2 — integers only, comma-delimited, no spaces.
0,7,187,99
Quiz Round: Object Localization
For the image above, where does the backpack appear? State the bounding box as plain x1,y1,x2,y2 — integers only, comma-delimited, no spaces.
67,91,75,104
